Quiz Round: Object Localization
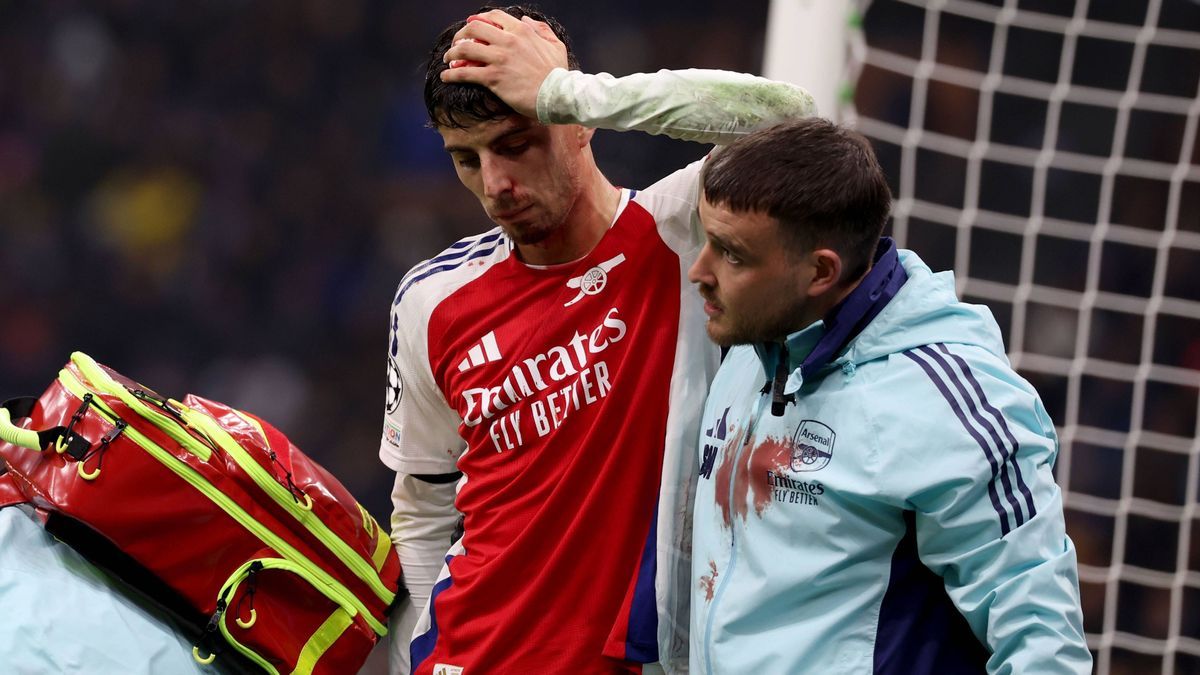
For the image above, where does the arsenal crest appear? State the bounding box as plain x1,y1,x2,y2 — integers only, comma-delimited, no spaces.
790,420,835,472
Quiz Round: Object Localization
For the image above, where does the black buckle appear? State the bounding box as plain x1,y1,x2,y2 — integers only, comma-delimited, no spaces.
57,396,94,460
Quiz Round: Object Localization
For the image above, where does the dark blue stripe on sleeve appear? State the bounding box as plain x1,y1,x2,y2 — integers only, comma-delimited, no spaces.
915,345,1027,529
903,349,1013,536
394,240,505,306
410,555,456,673
934,345,1037,522
405,231,505,279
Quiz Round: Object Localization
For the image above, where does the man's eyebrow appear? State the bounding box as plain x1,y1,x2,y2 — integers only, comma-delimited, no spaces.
443,126,531,154
707,230,747,255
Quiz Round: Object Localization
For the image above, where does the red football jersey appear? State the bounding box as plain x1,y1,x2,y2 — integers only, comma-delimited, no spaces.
383,165,716,674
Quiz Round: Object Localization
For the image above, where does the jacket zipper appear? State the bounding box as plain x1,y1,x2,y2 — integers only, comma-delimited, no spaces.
703,392,771,675
56,366,387,637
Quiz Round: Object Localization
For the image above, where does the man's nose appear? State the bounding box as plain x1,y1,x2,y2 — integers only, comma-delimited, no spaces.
481,157,514,200
688,243,715,285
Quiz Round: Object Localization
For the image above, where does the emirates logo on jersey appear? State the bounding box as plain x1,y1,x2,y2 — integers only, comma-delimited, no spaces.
461,307,628,453
564,254,626,307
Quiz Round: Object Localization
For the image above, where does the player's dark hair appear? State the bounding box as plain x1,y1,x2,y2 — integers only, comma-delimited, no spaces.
702,117,893,283
424,5,579,129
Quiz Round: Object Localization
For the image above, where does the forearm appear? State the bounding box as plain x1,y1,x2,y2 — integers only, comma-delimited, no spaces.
387,472,458,674
922,481,1090,674
536,67,816,145
390,472,459,611
981,539,1091,675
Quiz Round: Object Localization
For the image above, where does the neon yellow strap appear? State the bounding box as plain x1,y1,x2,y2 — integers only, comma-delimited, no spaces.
290,607,355,675
357,504,375,536
70,354,212,462
0,407,41,451
371,527,392,572
235,409,270,446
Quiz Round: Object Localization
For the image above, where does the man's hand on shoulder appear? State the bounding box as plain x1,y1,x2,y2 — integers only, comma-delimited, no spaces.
440,10,567,119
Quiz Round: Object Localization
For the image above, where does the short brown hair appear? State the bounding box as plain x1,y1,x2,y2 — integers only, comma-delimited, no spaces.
701,117,892,282
423,5,579,129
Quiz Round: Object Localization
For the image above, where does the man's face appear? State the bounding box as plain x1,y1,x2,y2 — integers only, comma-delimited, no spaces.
439,115,587,246
688,195,814,347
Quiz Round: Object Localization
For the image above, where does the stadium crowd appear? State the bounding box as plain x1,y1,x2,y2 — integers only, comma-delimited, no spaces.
0,0,760,519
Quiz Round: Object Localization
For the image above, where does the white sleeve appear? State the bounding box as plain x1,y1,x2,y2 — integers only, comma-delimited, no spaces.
536,68,817,145
387,472,459,675
634,158,708,256
380,281,465,672
380,287,466,475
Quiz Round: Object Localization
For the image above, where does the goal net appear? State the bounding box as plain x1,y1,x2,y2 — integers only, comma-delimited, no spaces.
766,1,1200,673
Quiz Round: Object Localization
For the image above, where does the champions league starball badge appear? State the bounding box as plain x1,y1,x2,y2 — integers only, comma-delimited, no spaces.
386,358,404,413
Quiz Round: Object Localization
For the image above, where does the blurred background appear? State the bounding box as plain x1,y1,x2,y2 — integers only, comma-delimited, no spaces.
0,0,764,523
1,0,1197,673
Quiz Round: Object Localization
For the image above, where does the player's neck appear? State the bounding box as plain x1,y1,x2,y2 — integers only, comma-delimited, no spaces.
516,166,620,266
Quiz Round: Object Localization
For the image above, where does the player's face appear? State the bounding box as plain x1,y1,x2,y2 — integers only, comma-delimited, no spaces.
439,115,587,245
688,196,816,347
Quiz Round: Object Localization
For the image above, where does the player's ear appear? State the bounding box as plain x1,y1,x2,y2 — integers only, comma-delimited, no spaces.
805,249,843,298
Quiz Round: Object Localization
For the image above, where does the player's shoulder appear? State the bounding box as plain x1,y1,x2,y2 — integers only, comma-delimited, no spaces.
629,158,708,254
391,228,511,311
877,341,1048,449
894,341,1028,400
634,157,706,210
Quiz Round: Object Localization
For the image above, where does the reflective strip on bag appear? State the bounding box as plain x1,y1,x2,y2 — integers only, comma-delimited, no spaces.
290,607,355,675
371,526,392,572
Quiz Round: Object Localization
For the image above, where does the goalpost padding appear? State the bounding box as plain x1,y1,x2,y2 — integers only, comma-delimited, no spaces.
768,0,1200,672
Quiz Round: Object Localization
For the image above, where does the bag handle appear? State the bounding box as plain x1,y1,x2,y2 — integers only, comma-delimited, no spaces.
0,398,46,451
0,398,91,459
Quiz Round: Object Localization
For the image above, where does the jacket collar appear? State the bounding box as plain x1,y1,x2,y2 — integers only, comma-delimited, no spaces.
754,237,908,412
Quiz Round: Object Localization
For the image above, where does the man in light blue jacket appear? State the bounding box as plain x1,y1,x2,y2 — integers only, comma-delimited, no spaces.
687,117,1090,674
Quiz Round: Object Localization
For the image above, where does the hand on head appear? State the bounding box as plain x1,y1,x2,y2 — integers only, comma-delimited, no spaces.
440,9,568,119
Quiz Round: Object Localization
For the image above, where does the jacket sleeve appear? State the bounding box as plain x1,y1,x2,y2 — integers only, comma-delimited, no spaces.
536,67,816,145
899,345,1091,674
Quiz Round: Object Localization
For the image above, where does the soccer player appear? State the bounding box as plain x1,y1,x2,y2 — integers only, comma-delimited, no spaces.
687,118,1090,673
380,6,814,674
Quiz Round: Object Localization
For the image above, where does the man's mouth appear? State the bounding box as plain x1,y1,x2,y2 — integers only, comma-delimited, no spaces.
699,288,722,317
493,204,532,221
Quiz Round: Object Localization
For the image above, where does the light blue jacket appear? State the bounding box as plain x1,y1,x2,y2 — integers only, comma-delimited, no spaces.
691,241,1090,674
0,506,226,674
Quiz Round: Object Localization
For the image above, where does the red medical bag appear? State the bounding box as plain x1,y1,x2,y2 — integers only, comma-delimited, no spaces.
0,352,401,674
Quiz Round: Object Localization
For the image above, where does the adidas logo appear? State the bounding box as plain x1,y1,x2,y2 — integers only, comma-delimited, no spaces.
458,331,502,372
